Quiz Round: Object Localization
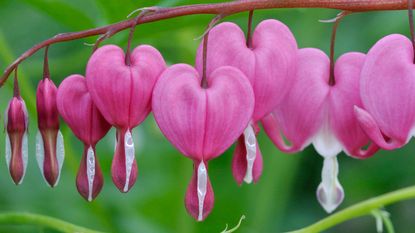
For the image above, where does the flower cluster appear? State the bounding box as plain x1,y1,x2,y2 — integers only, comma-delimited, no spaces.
4,15,414,221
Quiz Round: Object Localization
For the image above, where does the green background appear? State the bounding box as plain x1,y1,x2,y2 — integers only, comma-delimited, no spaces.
0,0,414,232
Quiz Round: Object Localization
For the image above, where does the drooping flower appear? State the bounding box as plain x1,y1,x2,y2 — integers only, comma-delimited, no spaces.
195,20,297,185
57,74,111,201
152,64,254,221
36,70,64,187
354,34,415,150
262,49,378,213
86,45,166,192
5,94,29,185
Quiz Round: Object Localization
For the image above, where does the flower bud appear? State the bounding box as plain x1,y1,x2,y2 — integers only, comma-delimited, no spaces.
5,96,29,185
36,78,64,187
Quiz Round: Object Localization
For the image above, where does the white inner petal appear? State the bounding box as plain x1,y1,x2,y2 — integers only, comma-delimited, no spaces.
316,156,344,213
5,132,11,170
56,130,65,185
243,124,257,184
197,161,208,221
35,131,46,184
123,130,135,192
20,131,28,184
313,117,342,158
86,146,95,202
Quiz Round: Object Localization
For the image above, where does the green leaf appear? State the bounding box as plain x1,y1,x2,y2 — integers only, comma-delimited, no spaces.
20,0,95,30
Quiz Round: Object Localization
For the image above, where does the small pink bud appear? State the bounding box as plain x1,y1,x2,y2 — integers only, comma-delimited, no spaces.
5,96,29,185
36,78,64,187
57,74,111,201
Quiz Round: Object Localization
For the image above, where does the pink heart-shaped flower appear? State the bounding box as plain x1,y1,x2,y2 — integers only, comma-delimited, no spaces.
262,48,378,213
152,64,254,221
86,44,166,192
57,74,111,201
195,20,297,184
355,34,415,150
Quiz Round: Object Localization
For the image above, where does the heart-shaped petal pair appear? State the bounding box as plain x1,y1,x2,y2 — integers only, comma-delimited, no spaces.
86,44,166,192
152,64,254,220
57,75,111,201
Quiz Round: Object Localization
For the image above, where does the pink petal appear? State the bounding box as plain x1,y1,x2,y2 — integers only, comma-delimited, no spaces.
57,74,111,145
360,34,415,146
195,20,297,121
152,64,205,160
270,48,330,151
354,106,403,150
153,64,254,161
328,52,379,158
86,45,166,128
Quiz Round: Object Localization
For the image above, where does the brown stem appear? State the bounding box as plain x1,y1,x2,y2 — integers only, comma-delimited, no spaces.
43,46,50,80
408,0,415,63
201,15,225,88
246,10,254,48
13,68,20,97
328,12,350,86
1,0,414,86
125,9,156,66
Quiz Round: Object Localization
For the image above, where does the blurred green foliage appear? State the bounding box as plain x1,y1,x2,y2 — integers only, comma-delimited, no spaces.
0,1,415,233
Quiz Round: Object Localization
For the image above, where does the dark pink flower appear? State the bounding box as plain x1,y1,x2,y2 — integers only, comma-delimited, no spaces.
152,64,254,220
86,45,166,192
57,74,111,201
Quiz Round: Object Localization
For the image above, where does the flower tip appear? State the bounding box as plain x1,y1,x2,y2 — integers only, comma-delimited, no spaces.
185,161,214,221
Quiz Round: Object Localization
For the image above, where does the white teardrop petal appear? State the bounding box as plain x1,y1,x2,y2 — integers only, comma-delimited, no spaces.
86,146,95,202
5,132,11,170
35,131,47,184
316,156,344,213
197,161,208,221
243,125,257,184
123,129,135,192
55,130,65,185
20,131,29,184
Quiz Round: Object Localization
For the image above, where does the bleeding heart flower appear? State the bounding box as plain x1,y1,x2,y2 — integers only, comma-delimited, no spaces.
86,44,166,192
5,96,29,185
152,64,254,221
36,77,64,187
195,20,297,184
57,74,111,201
262,48,378,213
355,34,415,150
